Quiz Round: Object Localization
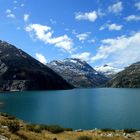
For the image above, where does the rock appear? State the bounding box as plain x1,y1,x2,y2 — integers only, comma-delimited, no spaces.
1,126,8,129
126,134,131,138
0,135,9,140
136,131,140,133
107,133,113,137
75,129,83,132
122,133,127,137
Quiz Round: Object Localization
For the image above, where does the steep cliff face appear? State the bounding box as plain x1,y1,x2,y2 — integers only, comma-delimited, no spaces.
0,40,73,91
106,62,140,88
47,58,108,87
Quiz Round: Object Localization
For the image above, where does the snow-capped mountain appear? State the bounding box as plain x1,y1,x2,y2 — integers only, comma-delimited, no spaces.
95,64,122,78
47,58,109,87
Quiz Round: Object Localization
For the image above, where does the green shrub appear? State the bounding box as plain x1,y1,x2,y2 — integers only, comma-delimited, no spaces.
124,128,137,133
0,113,9,117
7,120,20,133
77,136,92,140
7,116,16,120
0,113,16,120
64,128,73,131
26,123,71,134
26,124,42,133
101,128,115,132
39,124,49,130
47,125,64,134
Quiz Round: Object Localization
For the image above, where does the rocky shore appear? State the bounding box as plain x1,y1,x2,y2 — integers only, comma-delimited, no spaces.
0,113,140,140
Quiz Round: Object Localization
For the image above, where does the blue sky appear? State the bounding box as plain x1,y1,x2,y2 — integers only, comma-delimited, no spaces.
0,0,140,70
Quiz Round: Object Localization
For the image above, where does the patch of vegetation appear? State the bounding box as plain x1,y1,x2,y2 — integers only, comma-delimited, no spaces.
124,128,137,133
26,124,70,134
0,112,16,120
64,128,73,131
101,128,115,132
7,120,20,133
0,112,10,117
77,136,92,140
26,124,42,133
46,125,64,134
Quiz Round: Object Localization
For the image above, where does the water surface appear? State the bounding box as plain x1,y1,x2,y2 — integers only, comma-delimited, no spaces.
0,88,140,130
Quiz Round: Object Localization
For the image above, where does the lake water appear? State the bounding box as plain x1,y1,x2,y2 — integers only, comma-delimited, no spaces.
0,88,140,130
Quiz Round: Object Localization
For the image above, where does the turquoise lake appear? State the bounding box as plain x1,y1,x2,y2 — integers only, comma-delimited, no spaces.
0,88,140,130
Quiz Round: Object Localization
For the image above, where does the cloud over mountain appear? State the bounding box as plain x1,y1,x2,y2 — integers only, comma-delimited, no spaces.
25,24,73,52
91,32,140,67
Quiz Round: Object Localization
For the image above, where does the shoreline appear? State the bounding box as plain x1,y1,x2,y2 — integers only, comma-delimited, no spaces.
0,113,140,140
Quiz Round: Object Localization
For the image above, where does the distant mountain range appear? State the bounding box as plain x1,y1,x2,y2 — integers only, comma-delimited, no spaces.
106,62,140,88
95,64,122,78
0,40,139,91
0,40,73,91
47,58,108,87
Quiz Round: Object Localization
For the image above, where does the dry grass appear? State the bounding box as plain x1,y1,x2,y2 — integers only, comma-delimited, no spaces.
0,113,139,140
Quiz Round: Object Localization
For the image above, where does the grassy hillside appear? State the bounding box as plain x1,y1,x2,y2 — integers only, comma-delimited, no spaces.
0,113,140,140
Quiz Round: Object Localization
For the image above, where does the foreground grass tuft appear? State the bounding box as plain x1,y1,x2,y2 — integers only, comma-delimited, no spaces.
77,136,92,140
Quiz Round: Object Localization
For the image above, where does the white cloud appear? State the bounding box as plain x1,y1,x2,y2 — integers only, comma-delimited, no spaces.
50,19,56,24
6,9,11,14
91,32,140,67
16,27,21,30
6,9,16,19
13,7,17,10
71,52,91,61
76,32,90,42
13,0,17,3
75,11,98,22
36,53,47,64
100,23,122,31
7,14,15,18
108,23,122,31
89,39,96,43
135,2,140,10
25,24,73,52
125,15,140,21
97,8,106,17
108,1,123,14
21,4,25,7
95,65,122,75
24,14,29,22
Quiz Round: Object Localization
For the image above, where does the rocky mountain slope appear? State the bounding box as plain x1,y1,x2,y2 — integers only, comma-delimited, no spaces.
47,58,108,87
0,40,73,91
106,62,140,88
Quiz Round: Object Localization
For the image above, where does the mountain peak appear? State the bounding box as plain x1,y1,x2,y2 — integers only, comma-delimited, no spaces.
47,58,108,87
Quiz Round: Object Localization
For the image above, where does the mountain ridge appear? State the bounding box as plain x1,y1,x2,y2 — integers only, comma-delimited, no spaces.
0,40,73,91
106,61,140,88
47,58,109,87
